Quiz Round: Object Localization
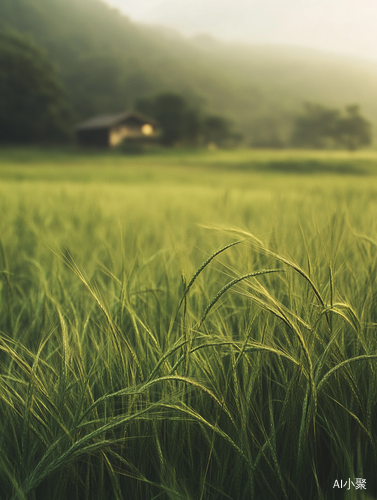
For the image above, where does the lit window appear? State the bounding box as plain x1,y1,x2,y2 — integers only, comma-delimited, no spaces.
141,124,153,135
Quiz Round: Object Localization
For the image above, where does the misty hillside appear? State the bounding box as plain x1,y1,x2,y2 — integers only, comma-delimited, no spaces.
2,0,377,145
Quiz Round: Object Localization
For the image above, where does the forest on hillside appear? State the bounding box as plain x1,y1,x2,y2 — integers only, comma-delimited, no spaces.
1,0,377,147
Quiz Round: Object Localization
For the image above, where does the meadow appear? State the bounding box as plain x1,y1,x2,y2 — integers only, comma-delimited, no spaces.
1,147,377,499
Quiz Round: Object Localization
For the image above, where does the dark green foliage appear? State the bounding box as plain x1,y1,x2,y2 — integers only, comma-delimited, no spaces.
137,92,204,146
291,102,372,150
137,94,241,147
291,103,340,148
136,93,188,146
154,93,191,146
336,105,372,151
0,30,73,143
184,108,203,146
203,115,242,147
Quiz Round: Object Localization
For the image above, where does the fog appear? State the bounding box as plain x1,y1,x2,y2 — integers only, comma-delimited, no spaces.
104,0,377,61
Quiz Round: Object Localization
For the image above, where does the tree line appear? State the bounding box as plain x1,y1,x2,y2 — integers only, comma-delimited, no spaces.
0,29,373,149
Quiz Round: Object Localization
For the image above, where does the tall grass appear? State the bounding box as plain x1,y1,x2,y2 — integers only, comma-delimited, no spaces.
1,152,377,499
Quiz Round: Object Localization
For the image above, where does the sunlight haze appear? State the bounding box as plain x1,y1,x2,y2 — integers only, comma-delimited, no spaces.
103,0,377,61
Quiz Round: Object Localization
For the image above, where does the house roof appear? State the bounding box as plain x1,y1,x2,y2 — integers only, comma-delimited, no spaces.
74,111,158,130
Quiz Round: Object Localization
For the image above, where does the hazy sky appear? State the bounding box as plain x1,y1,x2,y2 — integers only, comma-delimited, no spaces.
103,0,377,61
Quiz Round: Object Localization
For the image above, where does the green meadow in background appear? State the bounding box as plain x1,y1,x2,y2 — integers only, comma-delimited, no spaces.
1,148,377,499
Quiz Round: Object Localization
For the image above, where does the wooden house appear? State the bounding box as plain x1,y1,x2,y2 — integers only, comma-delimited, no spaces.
74,111,159,148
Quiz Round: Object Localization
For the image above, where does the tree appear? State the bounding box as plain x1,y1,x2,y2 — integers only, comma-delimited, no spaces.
184,109,202,146
136,92,202,146
336,105,372,151
291,102,372,150
202,115,242,147
291,103,340,149
136,92,242,148
154,93,188,146
0,30,74,143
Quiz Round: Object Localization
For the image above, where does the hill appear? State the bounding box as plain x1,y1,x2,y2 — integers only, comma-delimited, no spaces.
2,0,377,146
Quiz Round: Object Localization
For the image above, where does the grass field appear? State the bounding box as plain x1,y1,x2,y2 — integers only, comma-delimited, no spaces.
1,146,377,499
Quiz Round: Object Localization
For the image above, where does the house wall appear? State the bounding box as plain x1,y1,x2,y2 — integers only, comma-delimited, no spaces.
109,123,156,146
75,117,158,148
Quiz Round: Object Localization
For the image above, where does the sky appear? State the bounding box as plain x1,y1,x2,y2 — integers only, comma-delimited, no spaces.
103,0,377,61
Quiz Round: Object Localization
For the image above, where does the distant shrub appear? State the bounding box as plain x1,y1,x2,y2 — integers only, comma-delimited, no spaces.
291,102,372,150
